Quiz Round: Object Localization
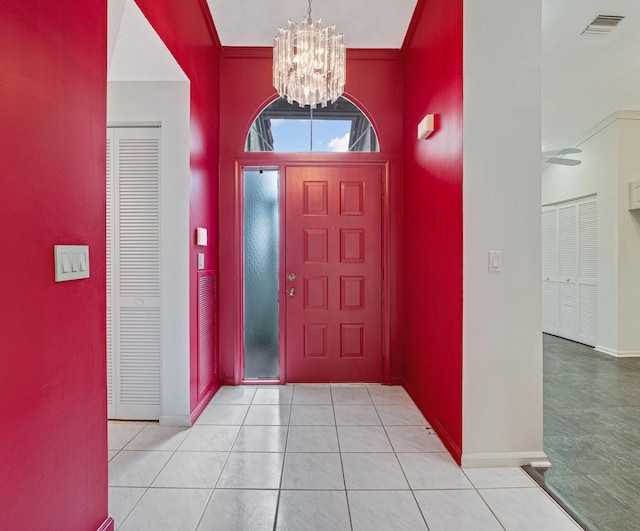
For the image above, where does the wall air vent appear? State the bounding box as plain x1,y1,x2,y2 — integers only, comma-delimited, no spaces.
582,15,625,36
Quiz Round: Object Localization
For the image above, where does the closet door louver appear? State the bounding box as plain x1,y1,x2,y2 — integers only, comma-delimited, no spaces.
107,127,161,420
558,204,578,340
578,200,597,345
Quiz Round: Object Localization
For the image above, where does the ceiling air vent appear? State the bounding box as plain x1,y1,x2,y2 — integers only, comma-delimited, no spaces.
582,15,625,36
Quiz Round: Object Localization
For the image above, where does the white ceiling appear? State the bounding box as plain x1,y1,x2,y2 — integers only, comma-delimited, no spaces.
206,0,418,49
543,1,640,151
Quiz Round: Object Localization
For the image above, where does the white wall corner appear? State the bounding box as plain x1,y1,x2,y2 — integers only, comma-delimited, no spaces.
462,0,544,463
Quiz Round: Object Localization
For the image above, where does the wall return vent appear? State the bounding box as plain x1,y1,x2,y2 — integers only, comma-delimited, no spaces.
582,15,625,36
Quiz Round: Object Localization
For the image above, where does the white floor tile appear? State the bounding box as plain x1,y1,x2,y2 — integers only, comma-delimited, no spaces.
244,404,291,425
108,487,145,530
286,425,339,452
197,490,278,531
479,488,581,531
376,405,428,426
337,426,393,452
367,385,413,406
108,451,173,487
281,453,344,490
397,453,472,490
348,490,428,531
179,425,240,452
211,385,256,404
342,453,409,490
151,451,227,488
414,489,503,531
463,467,536,489
123,424,189,451
118,488,210,531
108,421,148,450
216,452,284,489
195,404,249,425
276,490,351,531
385,426,446,453
292,386,333,405
108,450,119,462
330,386,373,405
253,387,294,405
290,405,335,425
334,405,381,426
232,425,288,452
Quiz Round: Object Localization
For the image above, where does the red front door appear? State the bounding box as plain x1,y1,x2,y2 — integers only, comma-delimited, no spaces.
285,165,383,382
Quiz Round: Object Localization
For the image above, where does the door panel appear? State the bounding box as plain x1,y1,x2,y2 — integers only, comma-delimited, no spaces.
285,166,382,382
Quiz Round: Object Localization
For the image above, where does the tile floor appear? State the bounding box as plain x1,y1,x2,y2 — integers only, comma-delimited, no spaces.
108,384,581,530
542,334,640,531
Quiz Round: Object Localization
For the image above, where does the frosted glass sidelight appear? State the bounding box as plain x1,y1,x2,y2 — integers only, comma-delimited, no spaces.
244,170,280,379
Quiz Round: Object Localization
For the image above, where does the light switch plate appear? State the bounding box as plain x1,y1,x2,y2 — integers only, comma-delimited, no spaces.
488,250,503,272
55,245,90,282
197,252,205,270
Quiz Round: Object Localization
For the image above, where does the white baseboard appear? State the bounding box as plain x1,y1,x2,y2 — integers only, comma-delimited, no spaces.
595,345,640,358
461,451,549,468
159,414,192,427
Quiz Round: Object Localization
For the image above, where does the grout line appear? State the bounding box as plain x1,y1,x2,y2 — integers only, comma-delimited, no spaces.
333,386,355,530
460,469,508,531
272,391,292,531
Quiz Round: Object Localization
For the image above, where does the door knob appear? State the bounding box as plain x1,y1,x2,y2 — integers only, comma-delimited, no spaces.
288,288,296,297
288,272,296,281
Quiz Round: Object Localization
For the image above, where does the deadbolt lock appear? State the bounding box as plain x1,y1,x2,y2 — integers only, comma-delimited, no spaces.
288,273,296,281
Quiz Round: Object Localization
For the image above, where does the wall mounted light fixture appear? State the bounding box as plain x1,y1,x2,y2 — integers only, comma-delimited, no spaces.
418,114,435,140
196,227,208,246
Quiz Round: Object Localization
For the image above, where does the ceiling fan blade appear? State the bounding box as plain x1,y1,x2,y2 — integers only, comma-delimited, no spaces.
546,157,581,166
541,148,582,157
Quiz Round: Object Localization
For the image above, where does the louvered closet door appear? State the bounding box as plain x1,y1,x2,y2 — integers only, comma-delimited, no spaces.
558,204,578,341
578,200,597,346
542,208,559,334
107,127,161,420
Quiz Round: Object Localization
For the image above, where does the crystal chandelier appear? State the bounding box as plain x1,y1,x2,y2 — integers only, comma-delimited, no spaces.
273,0,346,108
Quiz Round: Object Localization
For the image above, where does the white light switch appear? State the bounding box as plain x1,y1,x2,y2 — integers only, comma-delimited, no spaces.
55,245,90,282
197,253,205,270
488,250,503,272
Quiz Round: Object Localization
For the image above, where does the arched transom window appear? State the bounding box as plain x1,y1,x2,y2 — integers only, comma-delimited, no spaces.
245,96,379,153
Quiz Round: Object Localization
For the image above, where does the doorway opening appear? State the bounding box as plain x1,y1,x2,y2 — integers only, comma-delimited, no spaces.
240,164,387,384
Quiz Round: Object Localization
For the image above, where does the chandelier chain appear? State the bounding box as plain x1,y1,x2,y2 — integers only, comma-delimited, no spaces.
307,0,312,23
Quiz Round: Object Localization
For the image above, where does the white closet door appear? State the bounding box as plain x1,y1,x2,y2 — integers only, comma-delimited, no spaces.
578,200,597,346
558,204,578,341
107,127,161,420
542,196,598,347
542,208,558,333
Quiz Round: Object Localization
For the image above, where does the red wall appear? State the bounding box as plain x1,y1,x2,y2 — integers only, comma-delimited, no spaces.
0,2,110,530
217,48,404,384
134,0,222,414
402,0,464,462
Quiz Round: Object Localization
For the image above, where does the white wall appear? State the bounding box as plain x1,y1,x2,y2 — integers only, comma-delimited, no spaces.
542,111,640,357
108,0,192,424
541,115,619,354
462,0,546,467
618,116,640,355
